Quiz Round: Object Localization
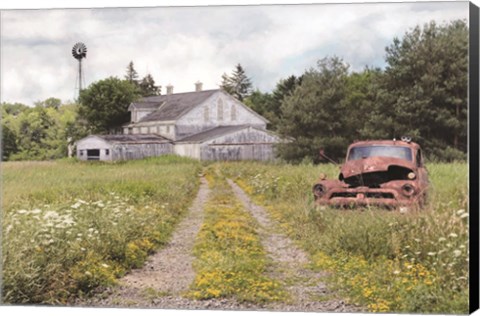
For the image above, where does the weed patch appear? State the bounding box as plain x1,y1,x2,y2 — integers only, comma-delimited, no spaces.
189,169,285,303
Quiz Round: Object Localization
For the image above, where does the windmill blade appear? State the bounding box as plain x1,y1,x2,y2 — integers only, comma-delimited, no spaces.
72,42,87,60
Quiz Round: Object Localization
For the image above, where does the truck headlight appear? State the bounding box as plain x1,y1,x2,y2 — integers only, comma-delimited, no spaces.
313,184,326,197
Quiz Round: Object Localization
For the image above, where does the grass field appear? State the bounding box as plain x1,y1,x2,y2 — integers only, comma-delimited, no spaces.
221,161,469,313
1,158,469,313
1,156,201,304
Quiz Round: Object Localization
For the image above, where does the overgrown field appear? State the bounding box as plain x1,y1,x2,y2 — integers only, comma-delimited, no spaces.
221,162,469,314
1,156,201,304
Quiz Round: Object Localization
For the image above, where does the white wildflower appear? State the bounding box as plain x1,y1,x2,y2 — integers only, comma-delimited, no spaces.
81,247,86,251
101,263,109,268
393,270,400,275
71,202,82,209
427,252,436,256
31,209,42,214
17,210,28,214
414,238,421,242
449,233,458,238
460,213,469,219
456,209,465,215
43,211,59,220
438,237,447,242
77,233,83,237
85,271,92,276
6,225,13,234
77,199,87,204
62,216,76,226
453,250,462,257
415,252,421,255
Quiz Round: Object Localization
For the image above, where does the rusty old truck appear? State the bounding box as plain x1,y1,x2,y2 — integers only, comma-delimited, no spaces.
312,138,429,211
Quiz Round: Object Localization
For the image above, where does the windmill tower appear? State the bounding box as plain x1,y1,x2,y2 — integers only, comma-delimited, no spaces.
72,42,87,97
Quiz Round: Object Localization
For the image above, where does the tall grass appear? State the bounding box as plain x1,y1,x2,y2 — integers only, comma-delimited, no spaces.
221,161,469,313
2,156,201,304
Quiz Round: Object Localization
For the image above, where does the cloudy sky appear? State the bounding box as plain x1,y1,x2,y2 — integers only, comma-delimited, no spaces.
0,1,469,106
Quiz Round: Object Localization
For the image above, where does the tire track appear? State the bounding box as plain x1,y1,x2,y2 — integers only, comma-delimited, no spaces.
79,177,212,308
227,179,360,312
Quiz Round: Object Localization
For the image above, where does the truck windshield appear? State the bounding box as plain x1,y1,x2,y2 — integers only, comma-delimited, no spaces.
348,146,413,161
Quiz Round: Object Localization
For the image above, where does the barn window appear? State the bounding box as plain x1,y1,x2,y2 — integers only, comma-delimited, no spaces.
80,150,84,156
105,149,110,155
204,106,209,122
217,98,224,121
231,104,236,121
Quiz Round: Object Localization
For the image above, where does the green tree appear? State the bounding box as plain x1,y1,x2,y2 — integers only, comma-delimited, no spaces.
1,120,18,160
125,61,139,85
342,67,384,140
277,57,350,163
139,73,161,96
78,77,141,133
244,75,303,130
372,20,468,160
2,102,28,116
34,97,62,109
221,64,253,101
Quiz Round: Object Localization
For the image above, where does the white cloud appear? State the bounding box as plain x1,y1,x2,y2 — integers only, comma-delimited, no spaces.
0,2,469,105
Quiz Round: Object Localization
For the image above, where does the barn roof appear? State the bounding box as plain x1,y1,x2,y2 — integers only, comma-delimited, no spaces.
91,134,172,144
130,101,163,110
131,89,219,122
177,125,266,143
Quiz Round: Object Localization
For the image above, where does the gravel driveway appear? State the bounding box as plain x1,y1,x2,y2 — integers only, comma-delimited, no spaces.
76,176,361,313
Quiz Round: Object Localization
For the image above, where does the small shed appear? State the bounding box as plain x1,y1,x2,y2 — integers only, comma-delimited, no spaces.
76,134,173,161
174,125,280,161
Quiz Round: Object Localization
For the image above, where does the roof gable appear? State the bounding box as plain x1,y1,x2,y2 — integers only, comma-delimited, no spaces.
217,90,269,124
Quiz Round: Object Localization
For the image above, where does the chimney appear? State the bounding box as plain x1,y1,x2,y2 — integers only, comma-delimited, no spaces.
166,84,174,95
195,81,203,92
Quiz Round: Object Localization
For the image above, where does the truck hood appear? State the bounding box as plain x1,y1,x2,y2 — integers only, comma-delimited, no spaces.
340,156,415,179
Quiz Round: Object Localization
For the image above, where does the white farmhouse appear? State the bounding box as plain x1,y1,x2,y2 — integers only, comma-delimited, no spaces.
76,83,280,161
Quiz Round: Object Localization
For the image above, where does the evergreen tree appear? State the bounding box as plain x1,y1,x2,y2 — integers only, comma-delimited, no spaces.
369,20,468,160
125,61,139,85
244,75,303,130
139,74,161,96
220,64,253,101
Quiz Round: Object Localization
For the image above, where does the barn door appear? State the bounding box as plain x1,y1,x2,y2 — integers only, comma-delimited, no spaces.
87,149,100,160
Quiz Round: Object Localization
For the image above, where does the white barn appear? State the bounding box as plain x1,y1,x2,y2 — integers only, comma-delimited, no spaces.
76,84,281,161
76,134,172,161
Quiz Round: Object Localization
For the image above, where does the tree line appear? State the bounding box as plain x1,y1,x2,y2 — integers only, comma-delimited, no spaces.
231,20,468,163
1,20,468,162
